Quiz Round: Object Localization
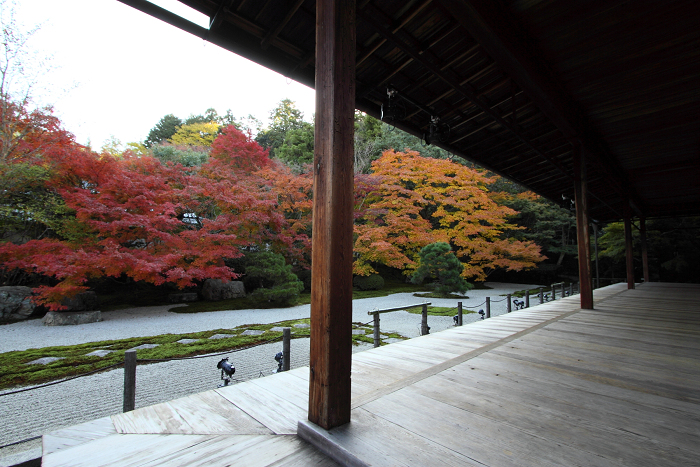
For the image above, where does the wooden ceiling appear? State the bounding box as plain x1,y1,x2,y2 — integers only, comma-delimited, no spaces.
119,0,700,222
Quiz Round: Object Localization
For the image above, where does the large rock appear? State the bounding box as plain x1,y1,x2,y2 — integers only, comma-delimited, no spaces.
61,291,99,311
42,310,102,326
202,279,246,301
0,286,36,320
168,292,199,303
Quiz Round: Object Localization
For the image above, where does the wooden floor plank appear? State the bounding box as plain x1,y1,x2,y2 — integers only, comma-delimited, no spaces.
216,380,307,435
42,417,117,456
477,351,700,412
45,283,700,467
361,390,624,467
301,408,484,466
428,364,700,454
247,371,310,410
43,434,214,467
408,373,700,464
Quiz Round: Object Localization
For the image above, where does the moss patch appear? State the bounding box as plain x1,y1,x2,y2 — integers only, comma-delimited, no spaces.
0,318,406,390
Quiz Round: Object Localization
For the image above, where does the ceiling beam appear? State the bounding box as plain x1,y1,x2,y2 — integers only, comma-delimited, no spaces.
437,0,645,217
357,6,573,180
260,0,305,50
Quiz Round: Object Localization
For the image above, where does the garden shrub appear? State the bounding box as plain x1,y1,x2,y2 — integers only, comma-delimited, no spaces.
353,274,385,291
245,250,304,305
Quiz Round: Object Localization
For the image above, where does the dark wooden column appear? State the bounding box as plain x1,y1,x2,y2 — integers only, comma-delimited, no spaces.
640,217,650,283
573,144,594,309
308,0,356,430
623,205,635,289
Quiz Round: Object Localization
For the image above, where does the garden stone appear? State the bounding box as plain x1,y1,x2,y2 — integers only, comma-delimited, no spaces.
26,357,65,365
86,350,114,357
293,323,310,329
168,293,199,303
0,286,36,320
61,291,98,311
269,327,286,332
129,344,160,350
42,310,102,326
352,329,367,335
201,279,245,301
176,339,199,344
382,338,404,344
209,334,235,340
241,329,265,336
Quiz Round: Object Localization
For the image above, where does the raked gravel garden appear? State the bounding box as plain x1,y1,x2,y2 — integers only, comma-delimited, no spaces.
0,282,541,466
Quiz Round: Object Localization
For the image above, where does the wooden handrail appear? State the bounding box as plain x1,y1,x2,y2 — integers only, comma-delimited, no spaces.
367,302,431,315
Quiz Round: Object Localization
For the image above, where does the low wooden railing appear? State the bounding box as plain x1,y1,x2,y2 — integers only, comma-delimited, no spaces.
367,302,431,348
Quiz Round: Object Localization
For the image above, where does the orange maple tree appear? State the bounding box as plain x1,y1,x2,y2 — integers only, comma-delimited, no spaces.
353,150,544,280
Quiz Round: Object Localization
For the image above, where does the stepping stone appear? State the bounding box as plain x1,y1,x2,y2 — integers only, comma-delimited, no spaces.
86,350,114,357
293,323,310,329
26,357,65,365
241,329,265,336
209,334,235,340
269,327,286,332
352,329,367,335
128,344,160,350
382,338,404,344
176,339,199,344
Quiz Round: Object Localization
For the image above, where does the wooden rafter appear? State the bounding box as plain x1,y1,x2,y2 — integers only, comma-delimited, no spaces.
357,5,574,180
437,0,646,215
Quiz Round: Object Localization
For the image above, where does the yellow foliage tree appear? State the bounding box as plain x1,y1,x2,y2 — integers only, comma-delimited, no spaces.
169,122,220,146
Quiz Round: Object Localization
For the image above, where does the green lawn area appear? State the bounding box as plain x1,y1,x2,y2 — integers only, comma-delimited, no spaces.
0,319,406,391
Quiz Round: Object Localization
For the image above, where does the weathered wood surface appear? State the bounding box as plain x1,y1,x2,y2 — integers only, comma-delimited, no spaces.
42,417,116,456
302,283,700,466
308,0,356,429
43,433,339,467
45,283,699,466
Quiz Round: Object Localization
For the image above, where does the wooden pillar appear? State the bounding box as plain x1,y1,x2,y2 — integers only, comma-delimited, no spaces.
592,222,600,289
573,144,594,309
624,205,635,289
308,0,356,430
640,217,650,283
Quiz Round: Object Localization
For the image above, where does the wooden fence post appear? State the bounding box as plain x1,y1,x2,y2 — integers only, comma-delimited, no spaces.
552,284,557,300
373,313,381,348
123,350,136,413
283,328,291,372
485,297,491,318
457,302,463,326
539,287,544,304
507,294,512,313
421,304,429,335
525,292,530,308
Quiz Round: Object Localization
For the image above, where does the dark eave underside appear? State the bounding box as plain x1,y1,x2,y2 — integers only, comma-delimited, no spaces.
120,0,700,222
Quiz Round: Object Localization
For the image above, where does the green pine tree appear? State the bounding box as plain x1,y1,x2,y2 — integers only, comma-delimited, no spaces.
245,250,304,305
411,242,472,296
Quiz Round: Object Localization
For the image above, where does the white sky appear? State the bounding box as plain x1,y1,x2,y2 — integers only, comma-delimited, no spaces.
14,0,316,147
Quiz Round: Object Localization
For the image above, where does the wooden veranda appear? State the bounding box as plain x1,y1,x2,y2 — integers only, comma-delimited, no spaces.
109,0,700,432
42,282,700,465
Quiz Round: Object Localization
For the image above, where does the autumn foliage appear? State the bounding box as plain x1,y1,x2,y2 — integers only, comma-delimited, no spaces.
353,150,544,280
1,103,546,309
0,116,307,309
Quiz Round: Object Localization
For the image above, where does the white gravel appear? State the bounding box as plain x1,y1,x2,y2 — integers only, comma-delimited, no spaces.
0,282,542,463
0,282,542,353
